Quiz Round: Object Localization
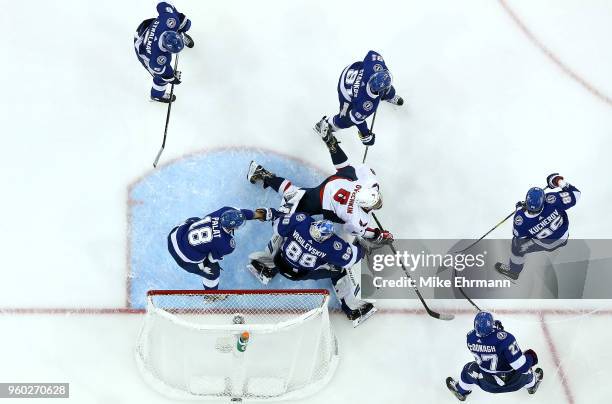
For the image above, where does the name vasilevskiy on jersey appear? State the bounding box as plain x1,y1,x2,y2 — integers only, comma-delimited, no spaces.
291,230,327,258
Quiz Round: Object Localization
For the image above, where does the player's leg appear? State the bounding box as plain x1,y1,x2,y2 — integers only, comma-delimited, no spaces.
446,362,477,401
331,268,376,327
199,260,221,290
150,76,176,103
247,161,293,192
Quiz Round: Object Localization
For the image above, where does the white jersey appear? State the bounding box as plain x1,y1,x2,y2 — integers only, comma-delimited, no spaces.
320,164,378,237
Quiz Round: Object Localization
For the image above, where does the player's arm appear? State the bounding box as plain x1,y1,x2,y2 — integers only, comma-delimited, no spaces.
500,334,538,373
252,208,283,222
546,173,580,209
381,85,397,101
275,214,300,237
329,239,364,269
512,204,531,238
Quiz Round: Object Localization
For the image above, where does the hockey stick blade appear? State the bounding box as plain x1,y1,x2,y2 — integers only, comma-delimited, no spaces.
153,146,164,168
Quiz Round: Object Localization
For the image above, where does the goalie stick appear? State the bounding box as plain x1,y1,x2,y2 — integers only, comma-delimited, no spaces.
152,54,180,168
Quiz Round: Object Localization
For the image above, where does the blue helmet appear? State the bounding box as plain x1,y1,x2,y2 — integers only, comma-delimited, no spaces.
525,187,545,213
368,70,392,94
160,31,184,53
309,220,335,243
474,311,495,337
220,209,246,231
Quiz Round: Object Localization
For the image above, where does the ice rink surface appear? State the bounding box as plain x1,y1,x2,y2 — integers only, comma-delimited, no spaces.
1,0,612,402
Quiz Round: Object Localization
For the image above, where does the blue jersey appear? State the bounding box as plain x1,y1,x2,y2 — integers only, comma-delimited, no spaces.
466,329,529,375
513,184,580,241
134,2,191,79
276,214,363,272
169,207,253,264
337,50,397,134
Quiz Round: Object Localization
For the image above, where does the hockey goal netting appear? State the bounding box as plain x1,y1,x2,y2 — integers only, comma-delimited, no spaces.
135,289,339,401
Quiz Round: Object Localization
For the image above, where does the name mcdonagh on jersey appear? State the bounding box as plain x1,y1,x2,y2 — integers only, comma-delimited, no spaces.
372,276,512,289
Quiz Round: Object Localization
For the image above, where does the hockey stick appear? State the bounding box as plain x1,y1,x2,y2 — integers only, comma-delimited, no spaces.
371,212,455,321
361,109,377,163
152,54,180,168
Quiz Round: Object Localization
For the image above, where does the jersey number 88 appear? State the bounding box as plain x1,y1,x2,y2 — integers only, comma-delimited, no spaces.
285,241,317,268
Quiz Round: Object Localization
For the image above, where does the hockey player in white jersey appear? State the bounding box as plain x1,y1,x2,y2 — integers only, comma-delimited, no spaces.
246,131,393,242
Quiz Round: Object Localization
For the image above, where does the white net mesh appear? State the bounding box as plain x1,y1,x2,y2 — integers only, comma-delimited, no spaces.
135,290,339,402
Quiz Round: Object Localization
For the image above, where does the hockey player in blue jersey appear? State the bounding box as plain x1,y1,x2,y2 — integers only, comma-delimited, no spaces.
446,311,543,401
495,173,581,280
314,50,404,146
246,213,379,326
134,1,194,103
168,207,280,290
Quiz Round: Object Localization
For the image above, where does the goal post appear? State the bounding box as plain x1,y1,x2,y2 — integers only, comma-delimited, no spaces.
135,289,339,401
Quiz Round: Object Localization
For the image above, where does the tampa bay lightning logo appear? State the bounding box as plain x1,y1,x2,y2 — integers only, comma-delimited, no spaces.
230,238,236,248
333,241,342,251
363,101,374,111
157,56,167,65
167,18,177,28
497,331,507,340
373,63,383,72
546,194,556,204
296,213,306,222
514,216,523,226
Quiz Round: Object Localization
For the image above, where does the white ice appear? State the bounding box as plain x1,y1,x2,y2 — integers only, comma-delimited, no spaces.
1,0,612,402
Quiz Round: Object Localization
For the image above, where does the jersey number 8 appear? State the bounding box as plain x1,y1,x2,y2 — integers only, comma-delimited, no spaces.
187,217,213,246
285,241,317,268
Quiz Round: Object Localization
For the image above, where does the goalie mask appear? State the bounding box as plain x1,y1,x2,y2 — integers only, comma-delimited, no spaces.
309,220,334,243
355,184,383,211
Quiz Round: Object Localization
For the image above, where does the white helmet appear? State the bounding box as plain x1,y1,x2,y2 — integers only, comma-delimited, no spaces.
355,184,383,210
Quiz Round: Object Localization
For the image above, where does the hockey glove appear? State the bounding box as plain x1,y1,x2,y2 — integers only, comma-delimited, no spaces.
371,228,394,245
183,33,195,48
524,349,539,366
255,208,282,222
358,131,375,146
165,70,182,85
515,201,526,210
546,173,566,189
494,320,504,330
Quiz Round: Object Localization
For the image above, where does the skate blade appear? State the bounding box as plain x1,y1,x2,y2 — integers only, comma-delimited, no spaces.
352,306,377,328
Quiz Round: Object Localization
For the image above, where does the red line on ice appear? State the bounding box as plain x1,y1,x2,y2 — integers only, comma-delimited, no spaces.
540,313,576,404
499,0,612,108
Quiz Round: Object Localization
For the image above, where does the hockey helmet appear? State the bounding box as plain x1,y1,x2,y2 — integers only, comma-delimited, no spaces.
309,220,335,243
368,70,392,94
220,209,246,231
525,187,545,213
474,311,495,337
355,184,383,211
160,30,184,53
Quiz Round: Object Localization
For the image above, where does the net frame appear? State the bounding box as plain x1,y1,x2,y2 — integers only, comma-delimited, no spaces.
135,289,339,402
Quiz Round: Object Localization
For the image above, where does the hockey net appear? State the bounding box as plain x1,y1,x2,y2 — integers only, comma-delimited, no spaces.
135,289,339,402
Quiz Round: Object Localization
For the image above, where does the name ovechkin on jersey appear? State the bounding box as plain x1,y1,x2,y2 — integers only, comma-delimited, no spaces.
527,210,561,236
291,230,327,259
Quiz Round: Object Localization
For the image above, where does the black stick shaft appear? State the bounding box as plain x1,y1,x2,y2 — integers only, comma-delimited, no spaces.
362,109,377,163
153,54,180,168
371,213,454,321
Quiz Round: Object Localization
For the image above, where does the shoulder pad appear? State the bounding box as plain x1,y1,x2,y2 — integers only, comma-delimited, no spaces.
545,193,557,204
496,331,508,340
295,213,307,222
513,214,523,226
